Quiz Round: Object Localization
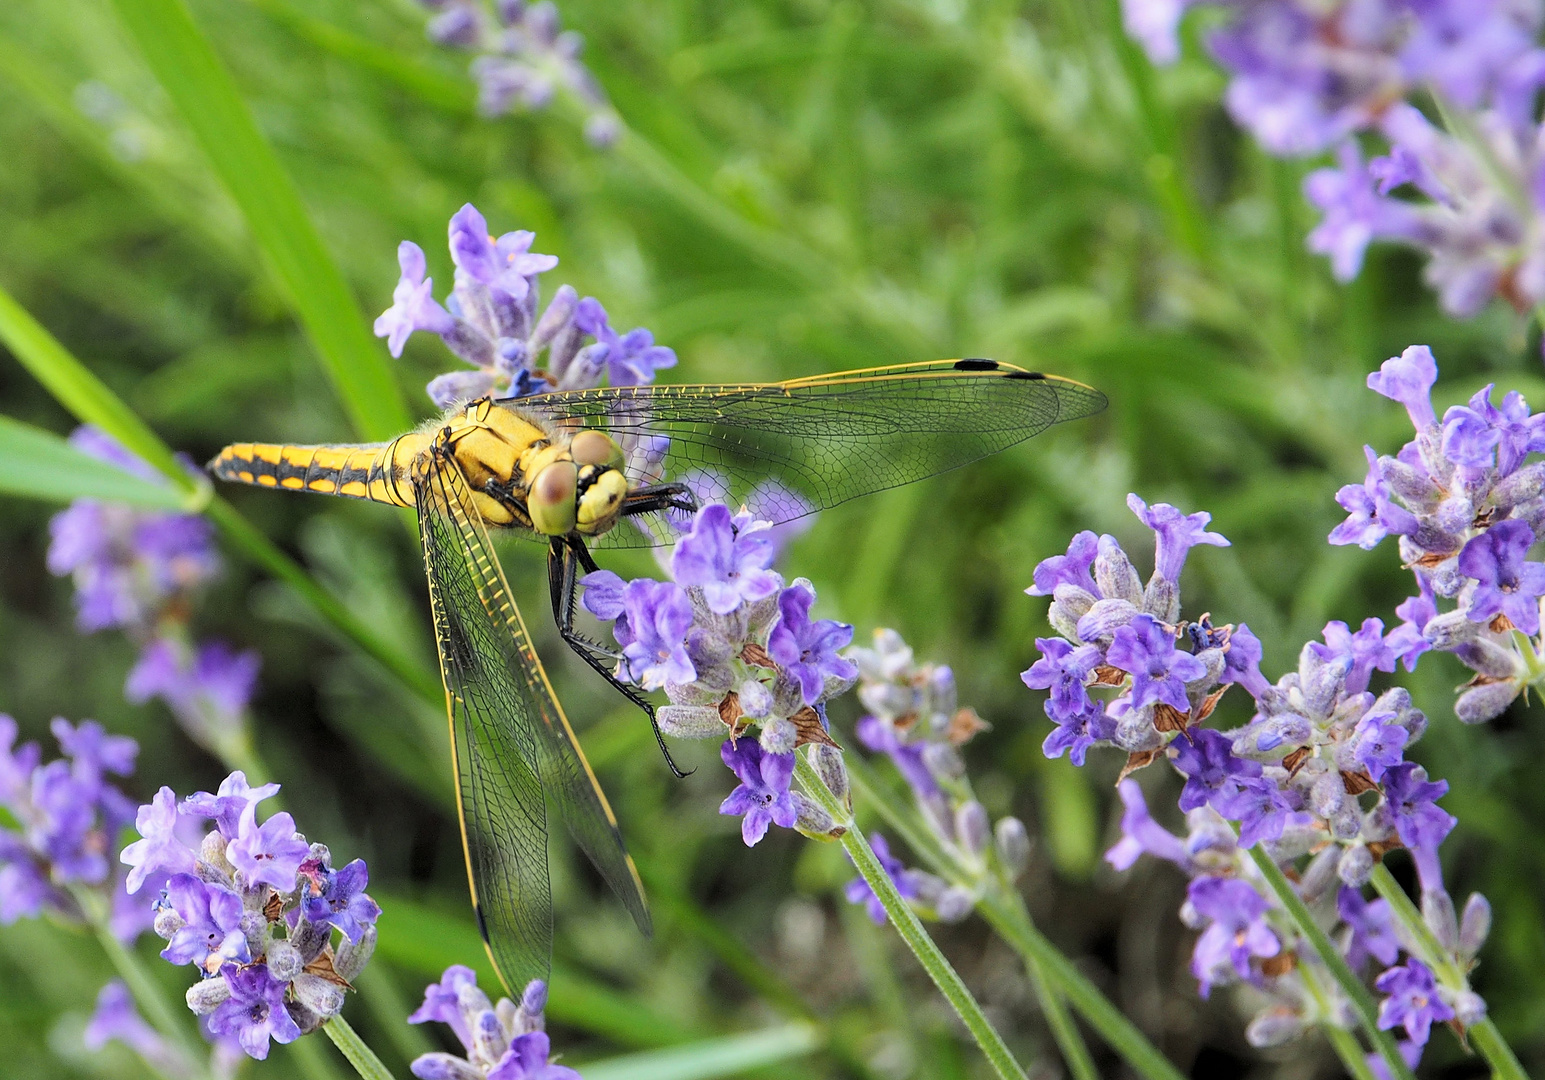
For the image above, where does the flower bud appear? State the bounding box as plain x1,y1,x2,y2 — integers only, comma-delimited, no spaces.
656,705,723,739
919,792,954,841
409,1053,485,1080
811,744,849,804
1113,706,1162,752
473,1008,509,1066
1143,574,1180,623
759,716,797,755
921,742,964,782
456,982,494,1035
334,924,377,982
1049,583,1097,621
1094,536,1143,606
1450,989,1488,1027
1490,462,1545,509
519,978,548,1023
1046,600,1085,642
955,802,990,856
1076,598,1139,644
291,915,332,964
1337,844,1374,888
994,817,1031,876
153,907,186,940
201,830,235,877
1245,1006,1305,1048
791,792,837,839
266,938,304,982
1188,646,1225,688
292,972,346,1019
1300,648,1349,718
737,678,773,719
187,977,232,1015
1459,892,1492,959
934,886,974,923
1330,807,1362,841
1310,772,1349,820
240,910,271,958
1423,609,1481,649
1453,638,1521,680
1422,888,1460,954
1454,679,1522,724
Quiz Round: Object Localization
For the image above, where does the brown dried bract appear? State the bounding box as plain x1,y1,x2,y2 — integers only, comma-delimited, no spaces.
1367,837,1404,860
1153,703,1190,733
1193,686,1228,723
1092,664,1127,686
1118,749,1162,783
1409,549,1458,569
263,891,286,922
740,642,777,668
1489,612,1516,634
1341,769,1378,796
718,692,752,740
791,706,841,749
946,707,991,746
303,948,352,988
1259,951,1298,978
1282,746,1312,775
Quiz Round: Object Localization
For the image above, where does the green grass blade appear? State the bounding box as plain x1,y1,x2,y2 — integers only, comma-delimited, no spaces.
578,1024,823,1080
107,0,412,441
0,415,189,510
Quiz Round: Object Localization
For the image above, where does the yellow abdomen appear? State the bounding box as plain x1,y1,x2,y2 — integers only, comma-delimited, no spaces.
209,435,425,507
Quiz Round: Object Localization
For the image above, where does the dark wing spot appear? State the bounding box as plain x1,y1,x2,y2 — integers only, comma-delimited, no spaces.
954,358,999,371
475,903,492,944
1005,370,1047,380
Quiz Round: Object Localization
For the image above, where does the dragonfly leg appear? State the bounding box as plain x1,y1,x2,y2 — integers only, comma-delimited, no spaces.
620,482,697,518
548,537,693,779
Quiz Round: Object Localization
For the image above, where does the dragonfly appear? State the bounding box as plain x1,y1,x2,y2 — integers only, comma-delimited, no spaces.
209,358,1105,992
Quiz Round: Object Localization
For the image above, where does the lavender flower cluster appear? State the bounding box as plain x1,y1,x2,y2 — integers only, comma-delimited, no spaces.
1122,0,1545,321
47,428,259,760
1332,344,1545,723
375,203,676,412
417,0,620,145
0,715,146,939
1021,399,1491,1065
581,502,858,845
844,630,1032,925
119,771,379,1060
408,966,578,1080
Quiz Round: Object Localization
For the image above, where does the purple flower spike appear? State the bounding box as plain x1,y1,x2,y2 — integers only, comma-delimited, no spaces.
1026,530,1100,596
618,579,695,689
408,965,480,1052
160,873,250,971
856,716,937,796
1331,446,1419,550
1021,637,1102,723
1352,711,1409,782
1311,618,1396,697
1457,519,1545,634
1305,142,1423,282
1106,779,1188,871
120,787,196,894
1187,876,1280,998
302,858,381,943
1368,346,1440,432
1441,384,1545,477
375,241,455,357
487,1031,582,1080
572,298,677,386
1381,764,1456,890
842,833,919,924
1170,728,1262,815
226,803,309,891
767,583,858,706
670,504,781,615
448,204,557,301
1106,614,1207,713
1375,959,1455,1046
1126,494,1230,582
207,963,302,1060
718,739,798,846
50,718,137,783
1338,887,1400,970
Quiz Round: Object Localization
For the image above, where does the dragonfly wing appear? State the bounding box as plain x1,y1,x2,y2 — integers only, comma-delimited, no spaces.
417,456,649,993
515,359,1105,547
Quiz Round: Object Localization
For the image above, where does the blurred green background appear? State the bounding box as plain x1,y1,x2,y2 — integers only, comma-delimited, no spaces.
2,0,1543,1077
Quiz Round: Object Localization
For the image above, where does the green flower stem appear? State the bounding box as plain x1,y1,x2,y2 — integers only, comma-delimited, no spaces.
843,757,1186,1080
1014,947,1098,1080
1247,848,1417,1080
794,756,1029,1080
1322,1023,1381,1080
73,889,192,1048
1368,864,1528,1080
324,1015,399,1080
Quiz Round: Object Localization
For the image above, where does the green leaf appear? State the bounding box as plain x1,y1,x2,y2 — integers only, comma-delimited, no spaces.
107,0,412,441
578,1025,823,1080
0,415,188,510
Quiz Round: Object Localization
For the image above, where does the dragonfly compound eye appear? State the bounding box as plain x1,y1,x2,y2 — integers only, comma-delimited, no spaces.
576,468,629,534
528,461,579,535
570,429,626,472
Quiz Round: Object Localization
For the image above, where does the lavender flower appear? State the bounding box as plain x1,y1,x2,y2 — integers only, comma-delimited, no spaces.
1375,959,1456,1046
121,772,380,1058
1457,520,1545,634
843,833,922,924
767,583,857,706
670,503,781,614
718,738,798,846
409,967,579,1080
1187,876,1281,998
377,203,677,416
1107,614,1207,712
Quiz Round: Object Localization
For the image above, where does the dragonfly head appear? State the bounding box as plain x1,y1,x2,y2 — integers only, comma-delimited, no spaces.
528,430,630,537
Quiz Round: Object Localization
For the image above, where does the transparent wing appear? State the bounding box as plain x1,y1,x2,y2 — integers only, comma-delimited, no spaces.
513,359,1106,548
417,456,649,992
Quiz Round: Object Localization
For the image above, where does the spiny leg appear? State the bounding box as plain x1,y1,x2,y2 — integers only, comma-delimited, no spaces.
620,482,698,520
548,537,691,778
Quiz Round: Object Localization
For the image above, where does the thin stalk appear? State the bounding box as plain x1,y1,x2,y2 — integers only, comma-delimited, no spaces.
1247,848,1417,1080
845,758,1187,1080
1369,864,1528,1080
72,888,195,1052
794,755,1030,1080
1017,950,1098,1080
324,1015,400,1080
1323,1024,1381,1080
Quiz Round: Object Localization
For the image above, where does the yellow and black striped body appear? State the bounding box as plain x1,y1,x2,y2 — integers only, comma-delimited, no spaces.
209,437,422,506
